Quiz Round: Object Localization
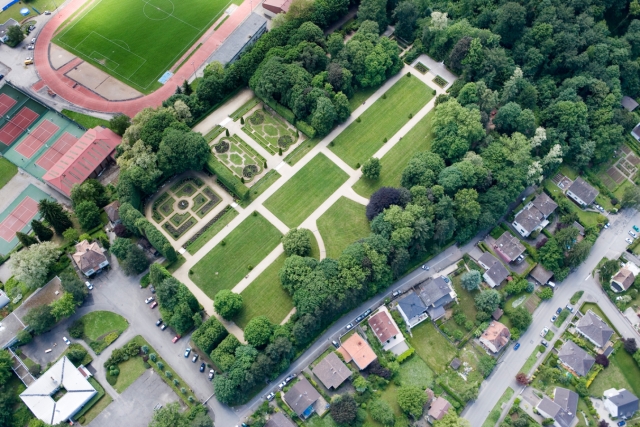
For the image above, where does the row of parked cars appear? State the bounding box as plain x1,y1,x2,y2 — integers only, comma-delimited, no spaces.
264,372,298,402
513,304,575,351
183,348,215,379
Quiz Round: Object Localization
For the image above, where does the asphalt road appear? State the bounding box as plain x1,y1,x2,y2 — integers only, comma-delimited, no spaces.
462,208,640,427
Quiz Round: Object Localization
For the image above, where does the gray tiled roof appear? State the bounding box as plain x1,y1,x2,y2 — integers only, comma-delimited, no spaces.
283,378,320,417
530,264,553,285
397,291,427,319
486,261,510,286
513,206,545,235
567,177,598,205
536,388,578,427
622,96,639,112
608,389,639,419
532,193,558,217
558,341,595,376
207,13,267,64
311,352,351,389
265,412,296,427
494,232,526,261
418,277,452,307
576,310,614,347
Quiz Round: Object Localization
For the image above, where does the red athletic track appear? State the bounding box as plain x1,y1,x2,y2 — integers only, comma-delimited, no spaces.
14,120,59,158
0,94,17,116
36,131,78,170
34,0,255,117
0,197,39,242
0,107,39,146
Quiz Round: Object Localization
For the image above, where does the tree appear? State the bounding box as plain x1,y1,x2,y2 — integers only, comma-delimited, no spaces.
330,394,358,424
622,185,640,208
50,292,78,321
214,290,243,320
599,420,609,427
157,128,209,177
120,244,150,275
31,220,53,242
515,372,530,385
433,408,471,427
478,355,497,377
111,237,133,259
397,386,428,418
63,228,79,243
109,114,131,136
244,316,273,348
16,330,32,345
5,25,24,47
538,287,554,300
555,226,579,249
624,338,638,354
366,187,409,220
311,97,337,137
38,200,72,234
369,399,395,426
510,306,532,330
362,157,382,180
60,271,87,304
282,228,312,256
352,375,369,393
23,305,56,335
0,350,12,386
431,99,484,162
16,232,38,248
595,354,609,367
393,0,419,41
190,412,213,427
474,290,501,313
70,179,110,208
67,346,88,364
460,270,481,291
493,2,526,46
358,0,388,30
333,91,351,122
75,200,102,230
9,241,59,289
149,402,190,427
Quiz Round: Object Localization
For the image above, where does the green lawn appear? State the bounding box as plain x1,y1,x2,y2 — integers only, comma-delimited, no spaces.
113,357,147,393
186,207,239,255
348,86,379,112
543,179,604,227
53,0,232,92
451,273,479,320
79,311,128,340
191,213,283,297
521,351,541,374
396,353,435,389
239,170,281,208
0,0,60,22
482,387,515,427
317,197,370,258
61,110,110,129
0,158,17,190
590,346,640,397
407,321,457,373
234,253,294,328
264,153,349,227
353,111,434,198
330,76,434,168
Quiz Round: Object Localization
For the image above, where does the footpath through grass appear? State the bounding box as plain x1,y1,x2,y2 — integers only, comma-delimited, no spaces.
482,387,515,427
317,196,370,258
264,153,349,228
191,212,283,297
330,75,434,168
0,158,17,190
353,111,434,198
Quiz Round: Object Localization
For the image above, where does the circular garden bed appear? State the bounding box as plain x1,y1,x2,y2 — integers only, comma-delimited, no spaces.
243,164,259,178
278,135,293,148
214,140,229,153
250,111,264,125
178,199,189,210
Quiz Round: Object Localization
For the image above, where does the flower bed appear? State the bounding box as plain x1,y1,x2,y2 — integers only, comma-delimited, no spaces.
163,216,197,239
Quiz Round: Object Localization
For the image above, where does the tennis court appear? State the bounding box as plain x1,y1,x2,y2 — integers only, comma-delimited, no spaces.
36,132,78,170
14,120,60,159
0,94,17,116
0,185,53,255
0,107,40,146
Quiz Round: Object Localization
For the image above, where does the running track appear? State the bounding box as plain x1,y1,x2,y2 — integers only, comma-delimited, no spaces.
14,120,59,158
0,197,39,242
34,0,256,117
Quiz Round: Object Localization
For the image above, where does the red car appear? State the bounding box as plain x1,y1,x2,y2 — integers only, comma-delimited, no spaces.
150,301,158,309
172,335,181,343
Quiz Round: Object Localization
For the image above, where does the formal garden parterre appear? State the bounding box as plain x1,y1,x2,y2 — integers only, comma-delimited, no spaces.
242,108,301,155
211,133,266,182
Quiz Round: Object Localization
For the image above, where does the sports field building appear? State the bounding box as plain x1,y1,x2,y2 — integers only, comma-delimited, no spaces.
207,13,267,65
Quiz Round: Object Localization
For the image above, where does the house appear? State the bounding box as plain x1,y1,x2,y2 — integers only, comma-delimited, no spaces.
611,262,640,292
494,232,526,263
396,291,428,328
536,387,579,427
72,240,109,277
479,321,511,353
622,96,639,112
575,310,614,348
43,127,120,197
337,334,377,370
312,352,351,390
512,193,558,237
416,276,457,320
633,123,640,143
368,306,406,352
572,221,585,236
0,18,19,43
262,0,292,15
0,290,9,309
558,341,595,376
20,357,97,425
206,13,267,65
265,412,296,427
103,200,121,227
450,358,461,370
603,389,639,419
478,253,510,288
428,397,452,422
566,177,598,207
530,264,554,286
283,378,321,420
492,308,504,320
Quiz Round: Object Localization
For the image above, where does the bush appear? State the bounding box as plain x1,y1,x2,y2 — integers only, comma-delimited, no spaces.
16,330,32,345
104,332,120,345
294,120,316,138
192,316,229,354
206,155,249,200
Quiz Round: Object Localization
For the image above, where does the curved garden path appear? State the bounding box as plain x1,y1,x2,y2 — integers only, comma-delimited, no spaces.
33,0,255,117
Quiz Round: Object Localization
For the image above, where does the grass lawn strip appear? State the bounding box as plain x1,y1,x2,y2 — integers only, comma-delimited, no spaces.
74,377,111,425
407,321,457,373
264,153,349,228
353,111,434,198
231,98,261,120
80,311,128,341
113,356,147,393
186,207,239,254
234,253,294,328
283,137,321,166
330,76,434,168
191,212,283,297
0,157,17,190
317,196,370,259
239,170,281,208
61,109,110,129
482,387,515,427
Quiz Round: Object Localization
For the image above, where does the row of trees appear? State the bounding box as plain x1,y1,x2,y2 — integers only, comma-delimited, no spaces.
149,264,201,335
119,202,177,262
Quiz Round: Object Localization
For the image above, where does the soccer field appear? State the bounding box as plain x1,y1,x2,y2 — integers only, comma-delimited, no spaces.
53,0,233,92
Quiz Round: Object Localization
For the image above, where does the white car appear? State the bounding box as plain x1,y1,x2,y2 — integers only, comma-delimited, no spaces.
626,238,634,244
31,38,36,43
85,281,93,290
604,223,610,229
540,327,549,337
145,297,154,304
629,231,637,239
62,337,70,345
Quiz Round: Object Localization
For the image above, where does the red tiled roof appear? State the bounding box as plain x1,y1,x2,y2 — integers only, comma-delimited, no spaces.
43,127,120,196
263,0,292,14
368,310,400,344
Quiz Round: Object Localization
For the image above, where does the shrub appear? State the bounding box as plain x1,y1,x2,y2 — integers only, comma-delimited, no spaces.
150,353,157,362
165,371,173,378
104,332,120,345
192,317,229,354
157,362,164,370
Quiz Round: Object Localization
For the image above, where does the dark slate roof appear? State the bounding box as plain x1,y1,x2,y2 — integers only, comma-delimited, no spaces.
633,124,640,140
530,264,553,285
427,305,446,320
622,96,639,112
576,310,614,347
103,200,120,223
265,412,296,427
450,358,461,369
397,291,427,319
513,205,545,235
558,341,595,376
609,390,639,419
283,378,320,417
486,261,510,286
311,352,351,389
479,252,501,269
494,232,526,261
418,277,452,307
567,177,598,205
531,193,558,217
207,13,267,64
537,388,579,427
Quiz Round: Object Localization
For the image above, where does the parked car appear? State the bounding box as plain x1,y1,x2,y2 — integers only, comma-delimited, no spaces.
278,380,287,389
392,289,402,298
566,304,574,313
345,323,354,331
154,403,162,411
421,264,430,270
556,307,563,314
634,226,640,233
442,276,450,283
27,45,34,50
266,391,275,401
62,337,70,345
617,422,626,427
355,314,364,323
603,223,610,229
145,297,154,304
156,318,162,326
363,309,371,316
540,327,549,337
184,348,191,358
629,231,637,238
160,324,167,330
85,281,93,290
44,10,51,14
31,38,36,43
332,340,340,349
150,301,158,309
24,59,33,65
0,74,4,81
199,362,205,372
513,342,520,350
149,285,156,293
209,369,215,380
172,335,181,343
192,354,199,363
551,315,557,322
626,238,634,244
541,340,549,347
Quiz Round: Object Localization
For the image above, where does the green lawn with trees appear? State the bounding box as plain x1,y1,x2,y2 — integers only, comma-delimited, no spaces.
317,197,370,258
407,321,457,373
113,356,147,393
264,153,349,227
79,311,128,341
190,213,282,297
352,111,434,198
329,75,434,168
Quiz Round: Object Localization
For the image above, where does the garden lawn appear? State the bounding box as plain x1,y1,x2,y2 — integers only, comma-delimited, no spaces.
113,357,147,393
80,311,128,340
451,274,479,320
239,170,281,208
330,76,434,168
353,111,434,198
264,153,349,227
186,208,239,255
61,110,110,129
396,353,435,389
0,157,17,190
317,197,370,258
234,254,294,328
407,321,457,373
590,346,640,397
191,213,282,297
482,388,514,427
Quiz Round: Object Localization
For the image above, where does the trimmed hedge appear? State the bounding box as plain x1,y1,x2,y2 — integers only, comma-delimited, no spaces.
294,120,316,138
396,347,415,363
210,334,240,372
191,316,229,354
265,99,296,124
205,154,250,200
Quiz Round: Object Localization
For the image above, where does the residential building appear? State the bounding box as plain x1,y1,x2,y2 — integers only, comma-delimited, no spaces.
611,262,640,293
207,13,267,65
265,412,296,427
478,252,510,288
479,321,511,353
492,308,504,320
20,357,97,425
311,352,351,390
396,291,428,328
633,123,640,143
566,177,598,207
262,0,292,15
622,96,639,112
283,378,321,420
494,232,526,263
603,389,639,419
0,18,19,43
416,276,456,320
428,397,452,422
103,200,121,227
530,264,553,286
558,341,595,376
0,290,9,309
337,334,377,370
72,240,109,277
512,193,558,237
368,306,406,352
575,310,614,348
536,387,579,427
